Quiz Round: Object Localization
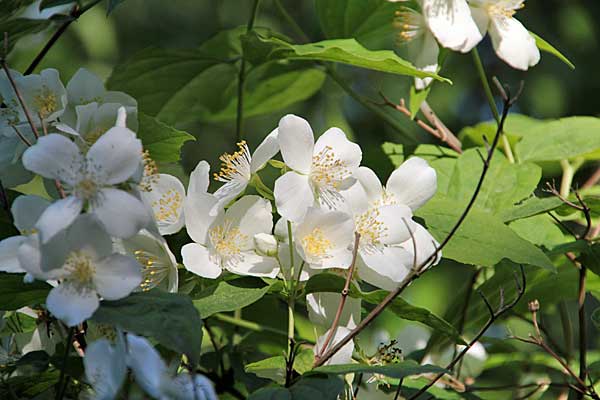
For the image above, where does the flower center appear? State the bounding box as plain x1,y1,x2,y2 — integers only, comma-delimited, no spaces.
393,8,425,44
487,1,524,18
301,228,332,258
74,178,99,200
310,146,349,188
209,220,248,260
134,249,171,291
140,150,159,192
355,207,388,251
33,87,58,119
64,251,96,289
152,189,182,224
214,141,252,184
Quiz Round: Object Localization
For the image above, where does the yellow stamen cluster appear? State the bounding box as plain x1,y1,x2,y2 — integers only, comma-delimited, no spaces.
213,141,251,183
151,189,182,223
209,221,248,259
65,251,95,289
74,178,99,200
85,126,109,147
33,87,58,119
301,228,333,258
355,207,388,248
140,150,159,192
393,8,423,45
135,249,169,291
310,146,349,189
488,1,524,18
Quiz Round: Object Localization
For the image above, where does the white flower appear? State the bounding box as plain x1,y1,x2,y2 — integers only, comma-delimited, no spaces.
122,230,179,293
182,190,279,279
141,173,186,236
420,0,483,53
274,114,361,222
21,120,150,242
393,7,440,90
212,129,279,208
293,207,355,270
253,233,278,257
84,338,127,400
469,0,540,70
342,158,440,290
64,68,137,130
0,68,67,126
18,215,142,326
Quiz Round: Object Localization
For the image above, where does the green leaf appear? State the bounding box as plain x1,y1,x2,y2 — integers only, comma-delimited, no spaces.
137,113,194,162
531,32,575,70
193,277,273,318
592,308,600,330
245,356,287,384
1,18,51,54
92,289,203,365
499,196,564,223
242,31,450,82
305,273,464,343
409,85,431,119
248,376,344,400
446,149,541,214
106,0,126,15
312,360,446,379
108,28,326,127
581,243,600,278
16,351,50,375
515,117,600,162
458,114,545,148
0,273,51,311
39,0,75,9
416,197,555,270
314,0,398,49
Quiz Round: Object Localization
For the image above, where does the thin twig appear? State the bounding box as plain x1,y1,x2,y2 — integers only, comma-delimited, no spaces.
55,327,75,400
408,265,526,399
314,78,519,368
315,233,361,361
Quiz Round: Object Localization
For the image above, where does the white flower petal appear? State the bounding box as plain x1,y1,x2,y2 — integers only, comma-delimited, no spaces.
377,204,415,245
168,374,218,400
386,157,437,211
184,192,220,245
274,171,314,222
86,126,143,185
141,174,186,236
11,195,50,234
94,254,142,300
226,195,273,248
46,283,99,327
354,167,383,204
188,161,211,196
226,252,280,278
126,334,167,399
0,236,27,273
422,0,483,52
181,243,222,279
213,180,246,211
358,247,414,291
250,128,279,173
67,68,105,106
35,196,83,244
399,223,441,268
306,292,361,329
313,127,362,179
84,339,127,400
278,114,314,174
22,134,83,184
93,188,150,238
315,326,354,366
489,16,540,70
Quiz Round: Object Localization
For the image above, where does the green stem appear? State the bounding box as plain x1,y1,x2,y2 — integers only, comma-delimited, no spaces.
286,220,296,354
471,48,515,163
55,327,74,400
560,159,575,198
326,66,415,143
235,0,261,142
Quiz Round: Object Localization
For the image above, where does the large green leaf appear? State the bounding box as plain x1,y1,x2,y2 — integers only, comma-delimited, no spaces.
193,277,273,318
515,117,600,162
498,196,564,223
446,149,541,214
242,31,450,82
416,197,555,270
137,113,194,162
107,28,326,127
92,290,203,365
314,0,398,49
304,273,464,343
1,18,51,54
458,114,545,148
312,360,446,379
0,273,51,311
245,356,287,384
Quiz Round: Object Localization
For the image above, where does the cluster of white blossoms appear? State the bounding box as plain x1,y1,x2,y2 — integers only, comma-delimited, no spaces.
148,114,441,364
390,0,540,88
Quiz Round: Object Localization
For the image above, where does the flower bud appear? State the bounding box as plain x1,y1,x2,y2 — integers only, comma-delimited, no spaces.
528,299,540,312
254,233,278,257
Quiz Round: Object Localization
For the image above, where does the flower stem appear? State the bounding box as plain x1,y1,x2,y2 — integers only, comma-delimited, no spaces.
471,48,515,163
286,220,296,355
55,327,74,400
236,0,261,142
